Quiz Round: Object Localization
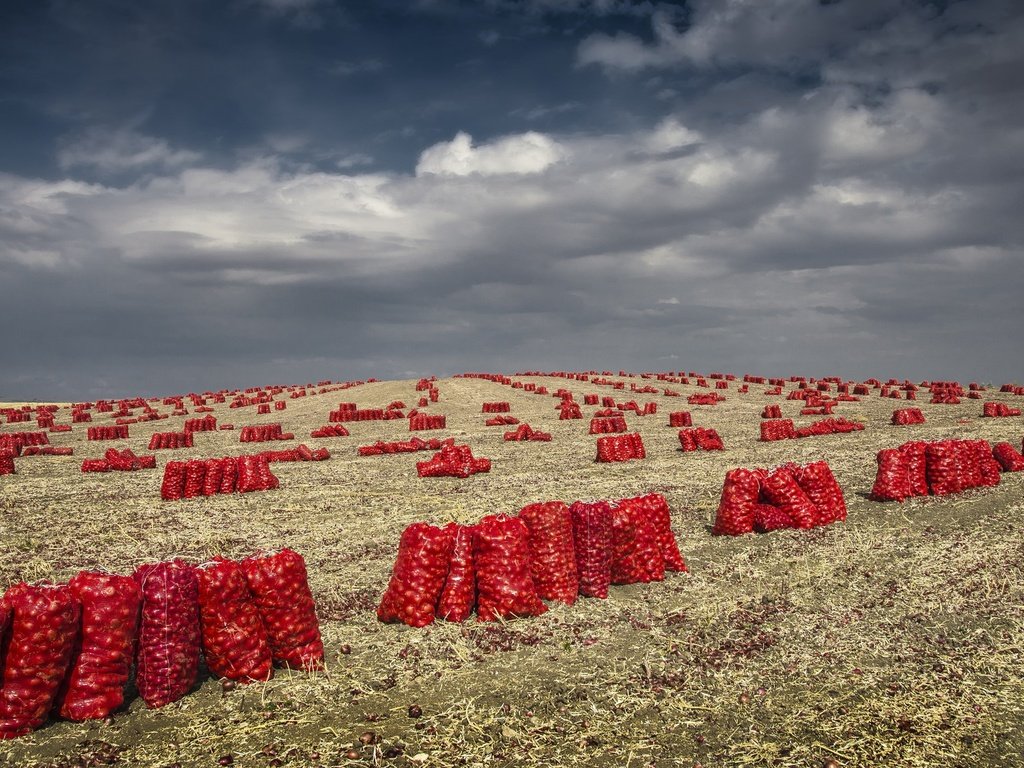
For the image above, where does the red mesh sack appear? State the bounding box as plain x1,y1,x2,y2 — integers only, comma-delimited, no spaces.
694,428,724,451
57,572,141,721
0,456,13,476
160,461,186,500
899,441,929,497
133,560,201,708
753,503,792,532
436,524,476,623
871,449,912,501
518,502,578,605
237,454,279,492
794,461,847,524
219,457,238,494
993,442,1024,472
761,467,818,529
196,558,273,683
183,459,207,499
203,458,224,496
0,583,80,739
609,501,664,585
242,549,324,670
970,440,1001,487
568,500,613,598
474,515,547,622
625,493,686,571
377,523,454,628
712,468,760,536
926,441,961,496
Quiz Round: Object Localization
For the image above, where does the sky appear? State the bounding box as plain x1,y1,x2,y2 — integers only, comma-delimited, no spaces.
1,0,1023,400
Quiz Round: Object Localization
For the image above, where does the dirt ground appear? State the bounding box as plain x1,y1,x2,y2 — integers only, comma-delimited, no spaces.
1,373,1023,768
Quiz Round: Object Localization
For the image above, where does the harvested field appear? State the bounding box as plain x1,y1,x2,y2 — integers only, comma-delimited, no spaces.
1,373,1024,767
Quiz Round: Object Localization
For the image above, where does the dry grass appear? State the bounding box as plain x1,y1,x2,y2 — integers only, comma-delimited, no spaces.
1,375,1023,768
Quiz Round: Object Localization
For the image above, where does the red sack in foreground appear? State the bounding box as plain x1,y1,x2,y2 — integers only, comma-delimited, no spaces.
160,461,186,500
474,515,547,622
794,461,847,524
761,467,818,529
926,440,961,496
899,441,929,497
753,503,792,533
970,440,1002,487
518,501,578,605
378,523,454,628
242,549,323,670
197,558,273,683
569,500,613,598
236,454,279,492
993,442,1024,472
58,572,141,721
712,468,760,536
872,449,912,502
203,458,224,496
133,560,201,709
609,501,664,585
622,493,687,572
0,583,80,739
437,524,476,623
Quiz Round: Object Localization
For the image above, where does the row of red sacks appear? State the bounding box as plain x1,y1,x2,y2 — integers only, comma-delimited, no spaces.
760,417,864,441
590,415,628,434
688,393,723,405
892,408,926,425
0,432,50,453
0,550,322,740
485,415,520,426
712,461,848,535
239,424,294,442
409,413,446,431
482,402,510,413
184,416,217,433
505,424,552,442
596,432,646,462
678,428,724,452
12,445,73,457
416,443,490,478
871,439,1012,501
983,402,1022,417
86,426,128,441
377,493,686,627
360,437,455,456
559,402,583,419
82,448,156,472
161,455,280,500
310,424,350,438
668,411,693,427
149,431,194,450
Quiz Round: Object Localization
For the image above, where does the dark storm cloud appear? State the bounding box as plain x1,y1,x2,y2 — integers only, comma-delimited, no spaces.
1,0,1022,400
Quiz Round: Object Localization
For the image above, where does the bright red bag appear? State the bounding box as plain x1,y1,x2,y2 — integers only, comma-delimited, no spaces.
753,503,792,532
762,467,818,529
133,560,201,708
196,558,273,682
474,515,547,622
926,441,961,496
794,461,847,524
993,442,1024,472
0,583,80,739
712,468,760,535
436,524,476,623
58,572,141,721
899,441,929,497
609,501,664,585
569,500,613,598
242,549,324,670
377,523,454,628
518,501,578,605
871,449,912,502
160,461,186,500
203,458,224,496
623,494,686,571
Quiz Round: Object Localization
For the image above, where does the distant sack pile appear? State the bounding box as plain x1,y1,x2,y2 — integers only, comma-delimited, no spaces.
871,439,1006,501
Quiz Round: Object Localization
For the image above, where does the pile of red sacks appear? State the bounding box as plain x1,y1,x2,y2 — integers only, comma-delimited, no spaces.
992,441,1024,472
0,550,322,739
309,424,350,438
161,455,279,500
183,416,217,433
668,411,692,428
359,437,455,456
16,446,73,457
482,402,511,413
892,408,926,425
377,493,686,627
687,393,722,406
595,432,646,462
484,415,520,426
983,402,1022,417
504,424,552,442
81,448,157,473
416,443,491,478
558,402,583,420
239,424,294,443
678,428,724,451
712,461,848,535
409,413,446,431
149,431,194,450
760,417,864,442
261,445,330,463
86,426,128,441
590,415,628,434
761,404,783,419
871,439,1003,501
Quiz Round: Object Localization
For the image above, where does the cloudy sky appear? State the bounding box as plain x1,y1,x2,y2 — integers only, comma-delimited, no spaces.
2,0,1022,400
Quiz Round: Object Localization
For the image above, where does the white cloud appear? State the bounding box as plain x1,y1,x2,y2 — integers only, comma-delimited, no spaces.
415,131,565,177
57,128,200,173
